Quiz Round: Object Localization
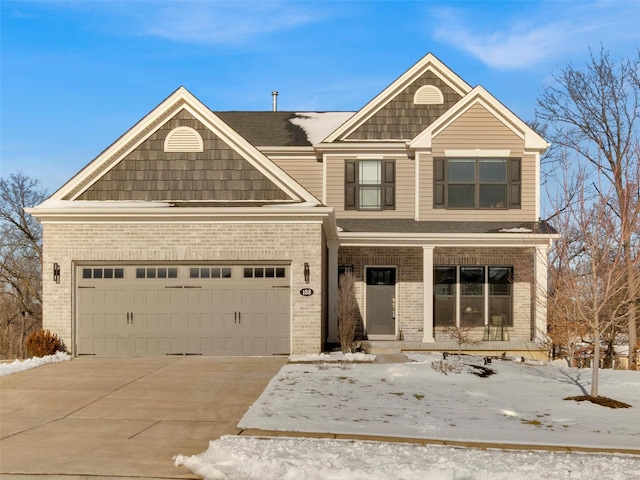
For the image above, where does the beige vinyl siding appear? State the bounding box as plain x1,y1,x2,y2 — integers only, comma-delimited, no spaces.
326,155,415,218
271,156,323,201
419,104,537,222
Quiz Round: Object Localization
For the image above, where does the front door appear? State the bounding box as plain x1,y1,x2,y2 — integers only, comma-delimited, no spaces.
365,267,396,338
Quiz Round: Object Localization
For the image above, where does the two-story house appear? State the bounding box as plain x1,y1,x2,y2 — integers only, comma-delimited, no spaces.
28,53,557,358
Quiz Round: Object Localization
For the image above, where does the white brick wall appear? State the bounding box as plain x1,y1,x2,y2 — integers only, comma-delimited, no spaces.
42,221,325,355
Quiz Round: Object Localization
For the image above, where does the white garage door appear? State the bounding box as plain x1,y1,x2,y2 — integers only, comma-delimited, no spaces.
76,264,290,357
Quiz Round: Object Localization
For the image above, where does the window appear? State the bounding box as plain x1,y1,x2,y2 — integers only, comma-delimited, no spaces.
434,267,456,326
82,268,124,279
345,160,395,210
434,266,513,328
460,267,485,327
189,267,232,279
136,267,178,279
434,158,521,209
242,267,286,279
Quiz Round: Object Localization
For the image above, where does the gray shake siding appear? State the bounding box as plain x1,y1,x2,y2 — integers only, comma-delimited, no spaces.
77,110,289,202
344,70,463,141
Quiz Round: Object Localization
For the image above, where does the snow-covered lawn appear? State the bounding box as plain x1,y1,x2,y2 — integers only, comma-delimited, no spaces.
176,353,640,479
0,351,71,376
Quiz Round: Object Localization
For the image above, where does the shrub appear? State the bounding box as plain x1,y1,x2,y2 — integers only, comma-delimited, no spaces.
431,359,462,375
337,270,358,353
25,329,67,357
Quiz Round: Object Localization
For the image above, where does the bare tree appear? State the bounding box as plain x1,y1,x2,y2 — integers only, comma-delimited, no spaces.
441,325,479,362
536,47,640,369
547,158,636,396
0,173,47,358
337,270,357,353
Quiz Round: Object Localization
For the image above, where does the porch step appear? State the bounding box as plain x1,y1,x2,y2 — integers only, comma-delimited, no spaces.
367,341,402,354
364,340,547,360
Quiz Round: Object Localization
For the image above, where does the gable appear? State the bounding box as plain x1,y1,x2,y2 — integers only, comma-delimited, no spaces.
75,110,289,202
324,53,472,143
53,87,317,205
432,103,524,153
343,70,463,141
410,86,548,152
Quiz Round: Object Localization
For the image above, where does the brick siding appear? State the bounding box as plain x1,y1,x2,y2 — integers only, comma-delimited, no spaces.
42,221,325,355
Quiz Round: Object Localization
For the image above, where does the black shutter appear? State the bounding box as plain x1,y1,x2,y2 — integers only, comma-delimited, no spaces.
383,160,395,209
509,158,521,209
345,160,357,210
434,158,445,208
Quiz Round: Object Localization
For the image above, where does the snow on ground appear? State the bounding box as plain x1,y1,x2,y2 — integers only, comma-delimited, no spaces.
176,353,640,479
175,436,638,480
0,351,71,377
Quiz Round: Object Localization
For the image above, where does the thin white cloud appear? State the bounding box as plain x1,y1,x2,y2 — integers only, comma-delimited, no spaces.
431,2,639,71
142,2,325,44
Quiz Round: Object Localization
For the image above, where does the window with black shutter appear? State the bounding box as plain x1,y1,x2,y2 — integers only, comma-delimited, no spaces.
433,158,521,209
345,159,395,211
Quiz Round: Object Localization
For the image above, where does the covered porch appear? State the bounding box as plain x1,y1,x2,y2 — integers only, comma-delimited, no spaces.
326,220,557,354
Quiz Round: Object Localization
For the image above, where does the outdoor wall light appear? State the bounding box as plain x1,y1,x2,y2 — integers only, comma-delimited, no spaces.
53,263,61,284
304,262,310,283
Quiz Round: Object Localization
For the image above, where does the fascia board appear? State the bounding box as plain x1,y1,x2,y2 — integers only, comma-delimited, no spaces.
53,87,192,200
469,87,548,150
316,142,409,154
26,205,335,222
324,53,472,143
338,231,558,248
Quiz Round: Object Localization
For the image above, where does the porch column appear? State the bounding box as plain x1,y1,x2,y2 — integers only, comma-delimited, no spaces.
327,240,339,343
534,244,550,343
422,246,435,343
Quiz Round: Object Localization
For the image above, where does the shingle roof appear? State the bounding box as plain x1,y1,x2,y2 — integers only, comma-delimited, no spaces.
215,112,312,146
214,111,355,146
336,219,558,235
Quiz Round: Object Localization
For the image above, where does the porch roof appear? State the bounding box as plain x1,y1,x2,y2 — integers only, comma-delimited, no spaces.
336,219,557,235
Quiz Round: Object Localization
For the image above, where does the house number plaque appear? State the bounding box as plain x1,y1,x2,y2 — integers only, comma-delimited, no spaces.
299,288,314,296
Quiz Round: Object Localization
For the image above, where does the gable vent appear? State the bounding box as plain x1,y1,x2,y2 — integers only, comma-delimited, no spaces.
164,126,204,152
414,85,444,105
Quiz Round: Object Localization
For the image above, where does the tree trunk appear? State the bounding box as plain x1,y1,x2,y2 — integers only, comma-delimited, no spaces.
591,330,600,397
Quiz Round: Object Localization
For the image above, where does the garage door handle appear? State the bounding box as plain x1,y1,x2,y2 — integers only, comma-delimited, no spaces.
238,312,241,324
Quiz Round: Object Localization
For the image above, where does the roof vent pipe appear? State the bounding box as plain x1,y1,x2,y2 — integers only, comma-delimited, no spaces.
272,91,278,112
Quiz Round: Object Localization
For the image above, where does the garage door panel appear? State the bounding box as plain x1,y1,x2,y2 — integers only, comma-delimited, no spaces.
77,264,290,357
158,313,170,330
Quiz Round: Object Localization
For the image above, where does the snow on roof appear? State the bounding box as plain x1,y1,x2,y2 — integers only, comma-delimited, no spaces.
35,199,173,209
499,227,533,233
290,112,355,145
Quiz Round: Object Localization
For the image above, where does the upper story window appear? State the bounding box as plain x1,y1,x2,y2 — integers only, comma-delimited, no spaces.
345,159,395,211
434,158,521,209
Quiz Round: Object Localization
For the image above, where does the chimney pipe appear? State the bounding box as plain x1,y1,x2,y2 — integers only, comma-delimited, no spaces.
272,91,278,112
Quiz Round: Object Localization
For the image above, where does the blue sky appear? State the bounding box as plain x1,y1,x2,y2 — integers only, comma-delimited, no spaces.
1,0,638,195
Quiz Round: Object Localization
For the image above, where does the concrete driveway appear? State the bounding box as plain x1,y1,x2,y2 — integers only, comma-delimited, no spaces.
0,356,287,479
